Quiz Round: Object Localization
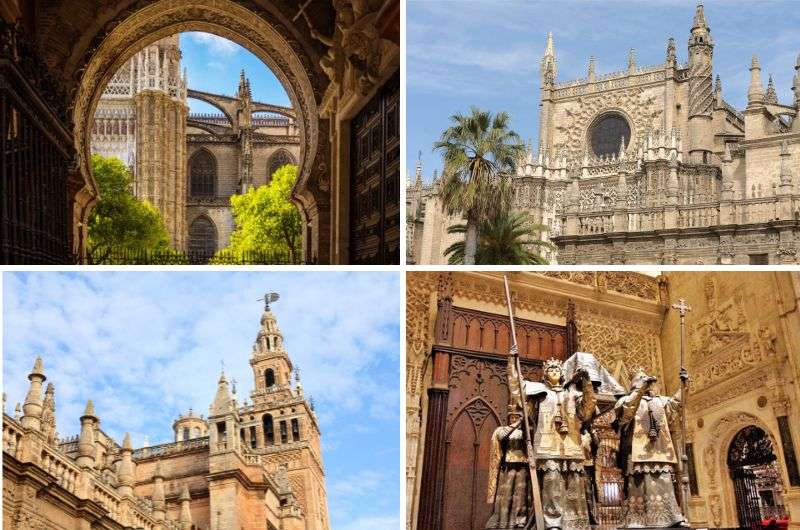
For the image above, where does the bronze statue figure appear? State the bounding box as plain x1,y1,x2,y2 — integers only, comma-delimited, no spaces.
614,369,688,528
487,406,530,528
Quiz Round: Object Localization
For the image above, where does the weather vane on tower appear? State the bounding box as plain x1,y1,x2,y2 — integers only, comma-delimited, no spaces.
257,292,280,311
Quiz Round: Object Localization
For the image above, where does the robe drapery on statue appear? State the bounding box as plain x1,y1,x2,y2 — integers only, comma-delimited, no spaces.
487,413,529,528
614,370,687,528
519,355,596,530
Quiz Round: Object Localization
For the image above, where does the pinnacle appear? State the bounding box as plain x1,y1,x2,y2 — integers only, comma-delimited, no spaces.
83,399,95,417
751,55,760,69
179,485,191,501
123,432,132,450
32,356,44,374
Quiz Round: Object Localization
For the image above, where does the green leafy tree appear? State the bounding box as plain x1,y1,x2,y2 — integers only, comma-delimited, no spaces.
215,164,302,262
434,106,525,264
444,210,555,265
87,154,177,264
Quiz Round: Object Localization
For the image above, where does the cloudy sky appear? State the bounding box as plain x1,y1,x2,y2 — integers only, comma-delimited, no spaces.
179,32,291,113
408,0,800,179
2,272,400,530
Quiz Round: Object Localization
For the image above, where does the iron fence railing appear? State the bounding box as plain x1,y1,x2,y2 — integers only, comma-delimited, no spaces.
86,248,306,265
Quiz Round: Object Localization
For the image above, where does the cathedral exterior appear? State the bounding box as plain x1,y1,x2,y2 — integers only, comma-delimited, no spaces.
91,35,301,257
2,300,329,530
407,3,800,264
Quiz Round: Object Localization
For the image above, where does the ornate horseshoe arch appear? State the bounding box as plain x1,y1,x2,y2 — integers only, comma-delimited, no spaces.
707,411,785,527
70,0,322,235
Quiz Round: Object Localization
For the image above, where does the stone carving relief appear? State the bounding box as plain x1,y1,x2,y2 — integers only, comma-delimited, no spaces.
553,87,664,157
576,319,661,384
688,279,781,390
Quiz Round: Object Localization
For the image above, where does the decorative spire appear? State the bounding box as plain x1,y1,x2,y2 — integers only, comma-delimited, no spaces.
540,32,557,85
748,55,765,107
587,56,596,82
21,356,46,431
715,75,723,107
152,460,166,520
628,48,636,73
765,74,778,104
117,432,135,496
179,485,193,529
794,53,800,107
41,383,56,443
77,399,97,469
211,367,233,416
689,1,712,47
666,37,676,65
415,150,423,188
692,1,708,31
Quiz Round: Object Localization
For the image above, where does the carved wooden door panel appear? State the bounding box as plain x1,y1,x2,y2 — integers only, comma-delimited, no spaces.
436,306,569,530
349,72,400,264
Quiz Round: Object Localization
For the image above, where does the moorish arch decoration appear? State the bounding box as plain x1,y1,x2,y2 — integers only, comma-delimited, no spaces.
705,411,786,527
66,0,329,259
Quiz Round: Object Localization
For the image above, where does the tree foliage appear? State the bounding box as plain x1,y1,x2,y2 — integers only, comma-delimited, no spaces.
215,164,302,262
444,210,554,265
434,106,525,264
87,154,175,264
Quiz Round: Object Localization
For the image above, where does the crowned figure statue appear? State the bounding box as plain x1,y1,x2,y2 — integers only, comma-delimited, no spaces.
506,348,596,530
614,369,688,528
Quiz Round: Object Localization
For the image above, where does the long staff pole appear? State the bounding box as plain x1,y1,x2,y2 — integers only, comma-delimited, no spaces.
504,274,545,530
671,298,692,519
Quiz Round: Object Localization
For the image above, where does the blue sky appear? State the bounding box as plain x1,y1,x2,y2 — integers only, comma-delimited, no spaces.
179,32,291,113
408,0,800,181
2,272,400,530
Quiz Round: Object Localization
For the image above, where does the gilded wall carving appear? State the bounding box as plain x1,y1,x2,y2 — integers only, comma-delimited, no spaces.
576,319,662,383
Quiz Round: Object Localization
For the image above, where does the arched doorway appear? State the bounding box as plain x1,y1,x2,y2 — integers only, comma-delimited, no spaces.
727,426,788,527
188,216,217,263
67,0,329,262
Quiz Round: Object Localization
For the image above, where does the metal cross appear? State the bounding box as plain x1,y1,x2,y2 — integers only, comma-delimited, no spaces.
671,298,692,316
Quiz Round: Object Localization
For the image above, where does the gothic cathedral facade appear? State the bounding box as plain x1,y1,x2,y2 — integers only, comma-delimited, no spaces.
407,3,800,265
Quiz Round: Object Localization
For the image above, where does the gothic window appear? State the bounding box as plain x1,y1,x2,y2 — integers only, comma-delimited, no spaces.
280,420,288,444
263,414,274,446
589,113,631,158
189,150,216,197
182,427,190,441
268,150,296,179
188,217,217,259
265,369,276,387
291,418,300,441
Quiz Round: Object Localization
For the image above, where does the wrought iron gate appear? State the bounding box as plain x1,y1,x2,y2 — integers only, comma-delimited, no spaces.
1,23,73,264
349,72,400,264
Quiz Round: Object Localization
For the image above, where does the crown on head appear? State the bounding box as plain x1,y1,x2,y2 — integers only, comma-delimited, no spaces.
543,358,563,372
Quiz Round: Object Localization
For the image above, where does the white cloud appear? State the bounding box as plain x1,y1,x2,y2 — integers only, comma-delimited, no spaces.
187,32,239,56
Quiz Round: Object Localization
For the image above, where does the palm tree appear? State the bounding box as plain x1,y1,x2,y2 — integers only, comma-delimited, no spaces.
434,107,525,264
444,210,555,265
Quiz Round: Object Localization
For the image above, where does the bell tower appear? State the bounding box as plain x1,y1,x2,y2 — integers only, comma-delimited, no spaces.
687,1,714,164
250,292,294,397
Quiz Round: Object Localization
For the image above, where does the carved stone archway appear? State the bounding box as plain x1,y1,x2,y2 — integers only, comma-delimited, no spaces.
67,0,331,261
706,411,786,527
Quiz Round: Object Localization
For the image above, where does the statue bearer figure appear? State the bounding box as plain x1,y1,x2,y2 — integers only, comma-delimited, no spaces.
487,405,529,528
509,348,595,530
614,369,688,528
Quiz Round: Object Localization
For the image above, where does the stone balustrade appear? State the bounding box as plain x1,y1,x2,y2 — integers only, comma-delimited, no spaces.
3,415,24,459
560,194,799,236
40,445,81,495
132,436,209,460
